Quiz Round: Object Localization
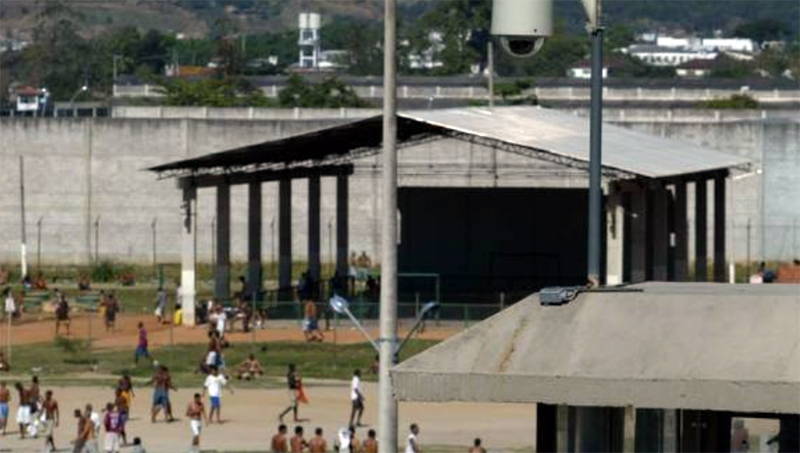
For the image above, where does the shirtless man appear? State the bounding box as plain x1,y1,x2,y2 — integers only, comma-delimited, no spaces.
14,382,30,439
290,425,308,452
236,353,264,380
469,438,487,453
42,390,60,452
29,375,42,416
362,429,378,453
148,366,176,422
271,424,289,453
308,427,328,453
74,406,99,453
0,382,10,435
186,393,207,453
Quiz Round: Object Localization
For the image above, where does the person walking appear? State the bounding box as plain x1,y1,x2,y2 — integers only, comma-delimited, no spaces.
203,366,233,424
0,381,10,435
278,364,301,423
148,366,176,423
14,382,30,439
155,287,168,324
134,323,153,365
103,292,119,333
42,390,60,452
55,292,71,336
348,370,364,427
103,402,123,453
186,393,207,453
405,423,421,453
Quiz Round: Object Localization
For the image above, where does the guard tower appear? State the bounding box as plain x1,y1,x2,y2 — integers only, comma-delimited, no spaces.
298,13,321,69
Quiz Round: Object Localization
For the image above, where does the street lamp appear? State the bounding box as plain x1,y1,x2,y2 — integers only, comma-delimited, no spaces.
329,295,439,362
69,85,89,117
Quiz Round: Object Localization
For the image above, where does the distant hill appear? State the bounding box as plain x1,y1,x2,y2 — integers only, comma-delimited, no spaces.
1,0,797,40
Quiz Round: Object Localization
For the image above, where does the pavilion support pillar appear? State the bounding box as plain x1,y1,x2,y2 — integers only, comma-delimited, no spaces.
673,180,689,281
713,174,727,282
279,179,292,295
537,404,558,453
575,407,623,453
215,184,231,300
695,179,708,281
605,184,625,285
623,406,635,453
247,182,262,298
629,186,648,283
651,185,670,281
180,184,197,326
779,415,800,453
336,174,349,278
308,175,322,295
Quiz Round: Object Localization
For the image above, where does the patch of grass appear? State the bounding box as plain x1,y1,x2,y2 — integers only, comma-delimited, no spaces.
0,340,438,389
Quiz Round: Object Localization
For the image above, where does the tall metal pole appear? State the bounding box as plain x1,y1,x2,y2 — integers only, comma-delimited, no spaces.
586,27,604,286
94,216,100,262
487,41,495,109
19,156,28,279
378,0,399,450
152,217,157,269
36,217,42,270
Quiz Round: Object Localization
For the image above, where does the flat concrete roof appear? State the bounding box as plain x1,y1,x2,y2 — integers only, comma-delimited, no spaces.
392,283,800,414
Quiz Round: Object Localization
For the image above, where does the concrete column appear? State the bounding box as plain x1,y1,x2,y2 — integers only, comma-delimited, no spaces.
537,404,558,453
279,179,292,291
606,186,625,285
652,186,669,281
247,182,262,297
215,184,231,300
713,175,727,282
308,175,322,290
779,415,800,453
673,181,689,281
695,179,708,281
180,184,197,326
623,407,635,453
336,174,349,277
629,187,648,283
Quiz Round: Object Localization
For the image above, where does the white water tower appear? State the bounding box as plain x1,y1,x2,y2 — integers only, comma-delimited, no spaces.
298,13,321,69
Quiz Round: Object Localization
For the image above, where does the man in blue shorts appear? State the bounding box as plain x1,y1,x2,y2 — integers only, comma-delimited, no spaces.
0,382,9,435
148,365,176,423
203,366,232,424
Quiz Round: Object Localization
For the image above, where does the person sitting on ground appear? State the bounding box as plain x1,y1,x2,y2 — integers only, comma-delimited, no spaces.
362,429,378,453
34,273,48,290
236,353,264,380
271,424,289,453
309,427,327,453
303,300,324,343
469,438,487,453
131,436,147,453
77,274,91,291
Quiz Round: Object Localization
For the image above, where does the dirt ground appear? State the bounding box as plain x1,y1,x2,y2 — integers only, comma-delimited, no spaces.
0,314,462,349
0,382,538,452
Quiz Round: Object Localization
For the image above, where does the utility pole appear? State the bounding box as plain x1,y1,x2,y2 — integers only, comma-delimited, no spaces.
378,0,399,450
152,217,158,269
94,216,100,262
19,156,28,279
36,217,43,270
586,17,604,287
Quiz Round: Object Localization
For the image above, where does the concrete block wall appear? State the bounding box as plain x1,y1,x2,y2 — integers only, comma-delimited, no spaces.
0,113,797,266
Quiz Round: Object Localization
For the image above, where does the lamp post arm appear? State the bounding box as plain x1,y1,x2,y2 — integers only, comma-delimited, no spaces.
342,307,380,353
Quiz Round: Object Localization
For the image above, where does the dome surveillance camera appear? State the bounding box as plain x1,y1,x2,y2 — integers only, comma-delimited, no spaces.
492,0,553,58
499,36,547,59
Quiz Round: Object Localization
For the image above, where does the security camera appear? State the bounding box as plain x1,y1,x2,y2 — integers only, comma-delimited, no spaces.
491,0,553,58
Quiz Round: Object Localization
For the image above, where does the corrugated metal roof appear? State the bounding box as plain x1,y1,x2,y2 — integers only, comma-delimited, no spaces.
400,107,750,179
150,107,750,180
392,283,800,414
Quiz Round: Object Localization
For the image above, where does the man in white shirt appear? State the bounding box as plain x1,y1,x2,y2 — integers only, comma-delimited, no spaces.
405,423,421,453
202,366,232,424
348,369,364,427
216,307,227,338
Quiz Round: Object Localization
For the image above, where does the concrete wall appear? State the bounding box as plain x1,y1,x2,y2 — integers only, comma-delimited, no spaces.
0,111,797,267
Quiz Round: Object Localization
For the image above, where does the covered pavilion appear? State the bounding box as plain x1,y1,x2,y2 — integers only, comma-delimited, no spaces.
149,106,749,324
